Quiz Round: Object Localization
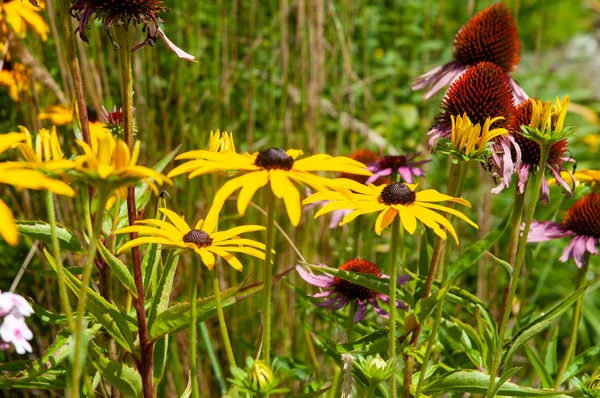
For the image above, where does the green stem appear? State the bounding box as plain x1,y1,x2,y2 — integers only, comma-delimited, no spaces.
415,161,469,398
190,257,199,398
213,265,237,369
262,194,276,365
345,301,357,340
486,142,550,397
46,191,74,330
389,216,401,398
71,192,108,397
199,322,227,394
554,253,590,389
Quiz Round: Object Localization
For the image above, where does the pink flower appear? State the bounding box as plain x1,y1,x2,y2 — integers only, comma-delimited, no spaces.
0,292,34,355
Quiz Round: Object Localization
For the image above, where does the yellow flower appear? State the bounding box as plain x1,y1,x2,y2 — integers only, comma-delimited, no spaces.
584,134,599,153
529,96,569,134
115,208,265,271
14,126,76,171
0,62,31,102
208,130,236,153
1,0,49,41
38,105,73,126
304,179,477,242
0,131,27,155
451,113,507,156
168,147,371,226
74,129,170,197
550,169,600,190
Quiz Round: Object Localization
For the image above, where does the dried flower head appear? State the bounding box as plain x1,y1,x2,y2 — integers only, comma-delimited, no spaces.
70,0,196,61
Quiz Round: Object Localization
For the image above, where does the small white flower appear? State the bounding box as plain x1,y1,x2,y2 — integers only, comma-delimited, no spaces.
0,313,33,354
0,292,34,318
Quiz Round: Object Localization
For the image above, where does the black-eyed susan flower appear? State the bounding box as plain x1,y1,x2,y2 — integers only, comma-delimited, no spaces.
168,147,371,226
0,0,49,41
490,97,575,202
411,3,526,102
15,126,76,172
0,61,32,102
0,133,75,246
428,62,515,151
114,208,265,271
296,259,409,323
73,129,170,198
304,179,477,242
528,193,599,267
70,0,196,61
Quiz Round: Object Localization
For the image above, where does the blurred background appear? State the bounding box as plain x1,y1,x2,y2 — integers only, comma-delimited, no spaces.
1,0,600,395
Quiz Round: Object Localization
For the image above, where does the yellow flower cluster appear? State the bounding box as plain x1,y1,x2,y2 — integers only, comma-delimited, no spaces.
450,113,507,156
529,96,569,135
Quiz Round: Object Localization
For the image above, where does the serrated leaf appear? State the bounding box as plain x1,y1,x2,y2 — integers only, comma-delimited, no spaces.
88,345,142,397
17,221,85,254
504,282,592,363
424,370,571,396
98,241,137,297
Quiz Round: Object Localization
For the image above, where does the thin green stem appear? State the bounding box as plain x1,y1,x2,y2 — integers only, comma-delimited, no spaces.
71,192,108,398
189,257,200,398
345,301,357,340
554,253,590,389
213,265,237,369
389,216,401,398
415,161,469,398
486,143,550,397
263,195,276,365
46,191,74,330
199,322,227,394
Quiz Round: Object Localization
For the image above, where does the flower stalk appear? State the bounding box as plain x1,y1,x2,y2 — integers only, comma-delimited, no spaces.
262,193,276,365
116,27,154,398
554,252,591,389
213,265,237,369
486,141,551,397
189,257,200,398
389,215,401,398
71,191,108,397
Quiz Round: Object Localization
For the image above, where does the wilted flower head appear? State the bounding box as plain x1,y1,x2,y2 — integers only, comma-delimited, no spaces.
528,193,599,267
366,151,428,185
70,0,196,61
428,62,515,151
490,98,575,202
0,291,34,355
411,3,526,102
296,260,409,323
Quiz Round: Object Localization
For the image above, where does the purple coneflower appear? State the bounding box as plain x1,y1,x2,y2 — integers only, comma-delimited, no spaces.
366,152,429,185
296,259,409,323
411,3,526,103
70,0,196,61
528,193,599,267
428,62,515,151
490,99,575,203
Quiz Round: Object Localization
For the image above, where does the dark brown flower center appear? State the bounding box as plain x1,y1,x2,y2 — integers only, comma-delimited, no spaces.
339,149,379,183
380,183,416,206
564,193,600,239
182,229,213,248
439,62,515,128
254,147,294,171
381,155,407,169
454,3,521,72
333,259,381,300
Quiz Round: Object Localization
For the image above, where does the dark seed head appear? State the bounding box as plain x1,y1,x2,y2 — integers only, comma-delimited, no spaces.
182,229,213,248
254,147,294,171
381,155,407,170
333,259,382,300
380,183,416,206
339,149,379,183
564,193,600,239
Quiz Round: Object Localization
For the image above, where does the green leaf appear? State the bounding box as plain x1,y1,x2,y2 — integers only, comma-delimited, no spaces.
17,221,85,254
336,328,389,354
147,250,180,328
88,345,142,397
505,282,592,363
45,250,137,353
562,343,600,383
149,277,248,340
0,370,66,389
486,252,513,279
545,326,559,380
492,367,523,397
414,279,451,325
31,301,67,324
98,241,138,297
153,336,169,387
424,370,571,396
448,213,510,279
524,344,553,389
289,386,332,397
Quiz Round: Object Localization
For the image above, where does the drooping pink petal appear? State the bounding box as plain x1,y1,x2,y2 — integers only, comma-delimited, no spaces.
158,28,197,62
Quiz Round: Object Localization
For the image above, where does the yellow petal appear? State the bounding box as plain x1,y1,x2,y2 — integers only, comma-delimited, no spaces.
213,238,266,250
159,208,192,235
211,225,265,242
208,246,266,260
0,199,18,246
237,170,269,215
270,170,301,226
374,207,396,235
417,202,479,230
195,248,216,269
204,174,257,233
397,207,417,235
207,247,244,271
416,189,471,207
117,237,176,254
404,205,447,241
